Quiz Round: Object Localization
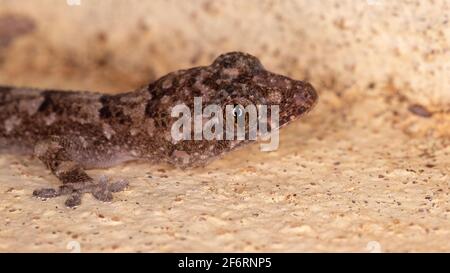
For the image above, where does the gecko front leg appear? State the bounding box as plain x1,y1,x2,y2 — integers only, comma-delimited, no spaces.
32,136,128,207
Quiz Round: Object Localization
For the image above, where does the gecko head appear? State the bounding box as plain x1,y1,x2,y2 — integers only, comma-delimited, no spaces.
146,51,318,167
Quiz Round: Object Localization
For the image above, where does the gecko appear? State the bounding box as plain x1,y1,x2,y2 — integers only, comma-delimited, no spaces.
0,52,318,207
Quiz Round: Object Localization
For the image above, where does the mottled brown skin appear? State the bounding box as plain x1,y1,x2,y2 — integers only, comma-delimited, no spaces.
0,52,318,207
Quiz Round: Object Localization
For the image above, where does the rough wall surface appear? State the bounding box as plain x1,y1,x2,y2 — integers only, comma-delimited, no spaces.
0,0,449,252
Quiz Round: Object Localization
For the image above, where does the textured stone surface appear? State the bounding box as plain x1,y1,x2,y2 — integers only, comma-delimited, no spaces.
0,0,449,252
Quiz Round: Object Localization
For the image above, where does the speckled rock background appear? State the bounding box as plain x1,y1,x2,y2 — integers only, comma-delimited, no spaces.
0,0,449,252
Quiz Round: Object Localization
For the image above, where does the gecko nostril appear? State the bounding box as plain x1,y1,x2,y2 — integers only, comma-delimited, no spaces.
293,83,318,107
306,83,318,102
293,93,306,105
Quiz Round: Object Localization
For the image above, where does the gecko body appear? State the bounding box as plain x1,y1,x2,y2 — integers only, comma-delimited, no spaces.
0,52,318,207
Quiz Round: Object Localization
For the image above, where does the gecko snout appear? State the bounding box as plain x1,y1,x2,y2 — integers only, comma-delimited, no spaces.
274,80,318,125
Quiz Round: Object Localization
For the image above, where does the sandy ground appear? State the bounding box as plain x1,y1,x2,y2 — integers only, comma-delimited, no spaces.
0,0,449,252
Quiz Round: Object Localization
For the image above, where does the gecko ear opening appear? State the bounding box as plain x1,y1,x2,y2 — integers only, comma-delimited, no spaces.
212,52,265,73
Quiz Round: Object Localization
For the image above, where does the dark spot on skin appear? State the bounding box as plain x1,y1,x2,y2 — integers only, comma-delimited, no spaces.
99,95,114,119
145,87,168,119
100,95,110,104
0,13,36,48
38,90,67,114
145,100,155,117
99,94,135,124
38,93,54,112
99,106,112,119
408,104,433,118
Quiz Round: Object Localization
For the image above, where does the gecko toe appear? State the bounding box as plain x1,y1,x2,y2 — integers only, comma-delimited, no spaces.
91,177,113,201
65,192,82,207
91,187,113,202
33,188,59,198
90,176,127,201
108,179,129,193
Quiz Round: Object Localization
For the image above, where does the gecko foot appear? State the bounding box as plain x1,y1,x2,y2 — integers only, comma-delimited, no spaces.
33,176,129,207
